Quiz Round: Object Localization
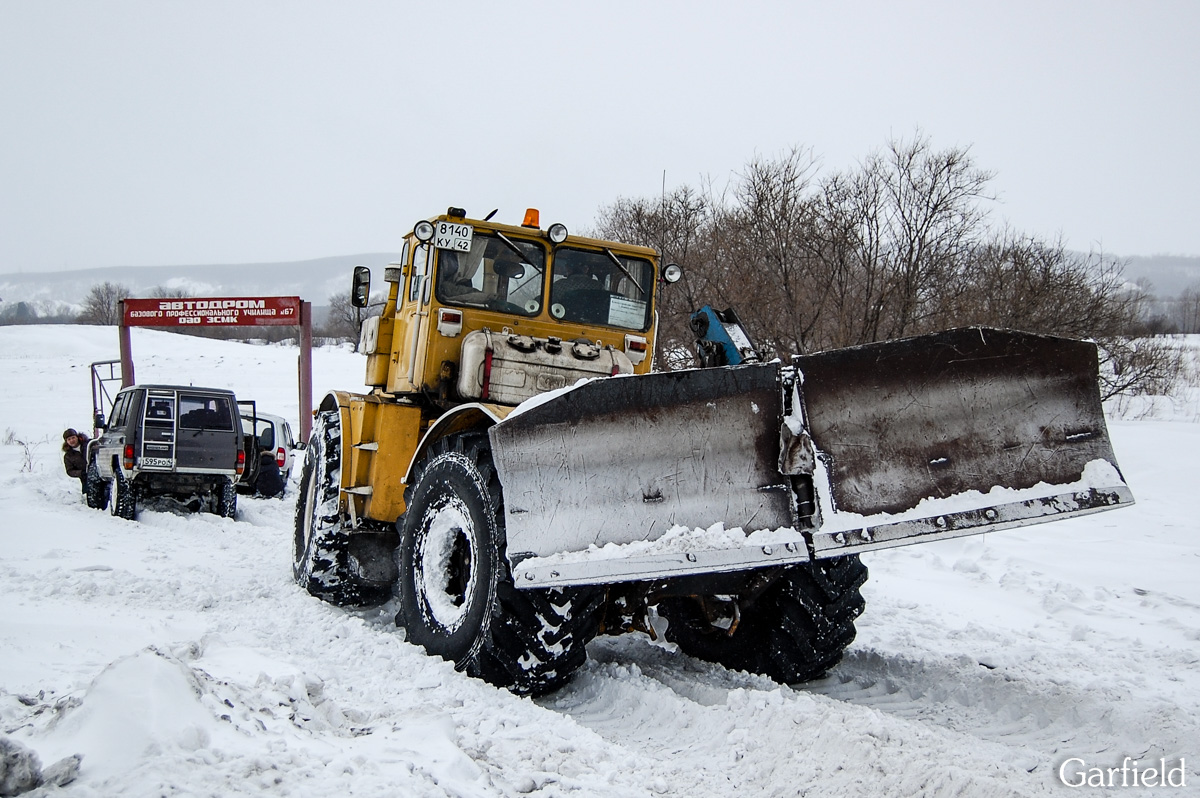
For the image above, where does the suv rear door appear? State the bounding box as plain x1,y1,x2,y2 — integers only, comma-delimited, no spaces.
175,392,238,472
139,390,178,470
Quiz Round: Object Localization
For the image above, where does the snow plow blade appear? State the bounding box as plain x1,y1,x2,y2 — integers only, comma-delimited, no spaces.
489,328,1132,588
793,327,1132,557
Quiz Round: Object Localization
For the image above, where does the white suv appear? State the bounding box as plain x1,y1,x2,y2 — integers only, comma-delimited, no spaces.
238,411,298,491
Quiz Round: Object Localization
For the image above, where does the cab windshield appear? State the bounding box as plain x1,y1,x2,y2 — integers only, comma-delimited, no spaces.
435,234,546,315
549,247,654,330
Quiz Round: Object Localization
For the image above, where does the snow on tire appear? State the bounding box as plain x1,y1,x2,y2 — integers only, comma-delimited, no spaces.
292,409,389,607
396,432,604,697
109,468,136,521
658,555,867,684
86,458,108,511
213,477,237,519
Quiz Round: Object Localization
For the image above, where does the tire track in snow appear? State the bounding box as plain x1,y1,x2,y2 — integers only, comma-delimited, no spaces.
548,635,1064,797
553,632,1200,795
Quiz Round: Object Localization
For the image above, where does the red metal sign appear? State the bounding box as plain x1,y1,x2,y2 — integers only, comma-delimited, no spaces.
122,296,302,327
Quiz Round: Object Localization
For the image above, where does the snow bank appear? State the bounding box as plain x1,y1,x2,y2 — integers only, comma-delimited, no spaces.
0,326,1197,796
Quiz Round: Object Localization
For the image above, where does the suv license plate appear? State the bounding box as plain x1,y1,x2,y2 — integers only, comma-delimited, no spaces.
140,457,175,469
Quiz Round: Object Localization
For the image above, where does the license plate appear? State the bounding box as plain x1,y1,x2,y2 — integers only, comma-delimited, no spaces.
140,457,175,469
434,221,473,252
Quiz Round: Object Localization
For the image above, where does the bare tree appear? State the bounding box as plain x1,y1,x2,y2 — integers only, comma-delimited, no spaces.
78,282,132,325
151,285,193,299
1176,284,1200,333
324,289,384,350
591,135,1181,398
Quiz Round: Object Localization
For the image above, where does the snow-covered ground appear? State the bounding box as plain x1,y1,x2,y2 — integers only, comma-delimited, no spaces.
1,326,1196,797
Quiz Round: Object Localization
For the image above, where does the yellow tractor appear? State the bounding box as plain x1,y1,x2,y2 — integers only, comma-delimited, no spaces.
294,207,1132,696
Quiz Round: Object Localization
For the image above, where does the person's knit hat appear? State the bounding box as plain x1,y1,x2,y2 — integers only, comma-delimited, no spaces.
63,428,79,440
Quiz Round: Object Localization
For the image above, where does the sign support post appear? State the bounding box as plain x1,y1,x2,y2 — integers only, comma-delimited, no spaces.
118,301,135,386
299,301,313,444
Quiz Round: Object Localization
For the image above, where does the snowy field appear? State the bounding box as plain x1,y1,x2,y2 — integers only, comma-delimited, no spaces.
1,326,1197,797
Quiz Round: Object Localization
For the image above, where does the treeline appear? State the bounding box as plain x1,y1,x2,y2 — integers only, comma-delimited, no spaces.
593,136,1187,397
0,281,361,344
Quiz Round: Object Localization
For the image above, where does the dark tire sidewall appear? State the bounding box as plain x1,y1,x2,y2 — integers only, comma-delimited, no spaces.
293,411,335,584
292,443,320,582
109,469,135,520
660,556,866,684
86,459,108,510
398,450,500,665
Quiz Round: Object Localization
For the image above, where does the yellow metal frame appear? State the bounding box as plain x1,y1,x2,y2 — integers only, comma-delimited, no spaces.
375,212,659,397
333,211,663,526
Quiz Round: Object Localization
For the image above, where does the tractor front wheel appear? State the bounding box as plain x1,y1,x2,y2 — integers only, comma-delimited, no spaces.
396,432,604,696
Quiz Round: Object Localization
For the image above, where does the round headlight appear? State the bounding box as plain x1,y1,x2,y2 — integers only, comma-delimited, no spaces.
548,223,568,244
662,263,683,283
414,221,435,242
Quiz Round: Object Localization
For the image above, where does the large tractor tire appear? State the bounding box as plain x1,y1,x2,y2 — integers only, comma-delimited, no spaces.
85,458,108,510
293,409,390,607
109,468,136,521
657,555,867,684
396,432,604,696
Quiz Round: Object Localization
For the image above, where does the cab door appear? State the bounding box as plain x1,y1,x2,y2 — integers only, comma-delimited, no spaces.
389,241,432,393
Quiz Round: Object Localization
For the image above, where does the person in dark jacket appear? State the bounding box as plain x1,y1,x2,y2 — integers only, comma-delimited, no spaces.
62,428,90,494
254,447,286,499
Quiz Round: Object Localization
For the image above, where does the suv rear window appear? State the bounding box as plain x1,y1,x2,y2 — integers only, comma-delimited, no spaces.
179,395,234,431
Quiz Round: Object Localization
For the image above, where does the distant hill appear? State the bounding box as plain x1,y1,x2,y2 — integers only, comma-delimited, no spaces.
1121,255,1200,296
3,251,1197,322
0,253,403,318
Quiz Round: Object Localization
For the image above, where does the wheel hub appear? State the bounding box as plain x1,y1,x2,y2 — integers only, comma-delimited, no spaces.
418,496,477,630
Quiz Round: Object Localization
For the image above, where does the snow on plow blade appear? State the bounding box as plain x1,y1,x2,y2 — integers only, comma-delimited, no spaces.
794,327,1132,558
489,328,1132,588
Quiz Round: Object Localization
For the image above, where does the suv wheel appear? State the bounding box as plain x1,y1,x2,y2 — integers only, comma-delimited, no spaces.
213,477,237,519
109,469,136,521
86,458,109,511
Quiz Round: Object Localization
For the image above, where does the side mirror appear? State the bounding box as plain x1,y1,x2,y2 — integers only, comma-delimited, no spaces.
351,266,371,308
495,261,526,280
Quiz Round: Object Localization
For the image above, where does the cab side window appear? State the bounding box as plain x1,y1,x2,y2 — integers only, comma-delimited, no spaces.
409,244,429,304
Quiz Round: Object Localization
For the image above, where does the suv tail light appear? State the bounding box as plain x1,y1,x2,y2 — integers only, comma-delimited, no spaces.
276,447,286,468
123,444,134,471
236,449,246,476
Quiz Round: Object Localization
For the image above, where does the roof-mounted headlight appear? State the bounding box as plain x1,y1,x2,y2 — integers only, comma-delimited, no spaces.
662,263,683,283
414,221,435,242
548,223,568,244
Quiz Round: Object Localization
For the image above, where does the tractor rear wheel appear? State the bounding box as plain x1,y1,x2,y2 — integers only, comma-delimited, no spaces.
396,432,604,696
292,409,390,607
657,555,867,684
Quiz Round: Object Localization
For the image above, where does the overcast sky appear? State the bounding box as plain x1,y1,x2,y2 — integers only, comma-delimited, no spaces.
2,1,1197,273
